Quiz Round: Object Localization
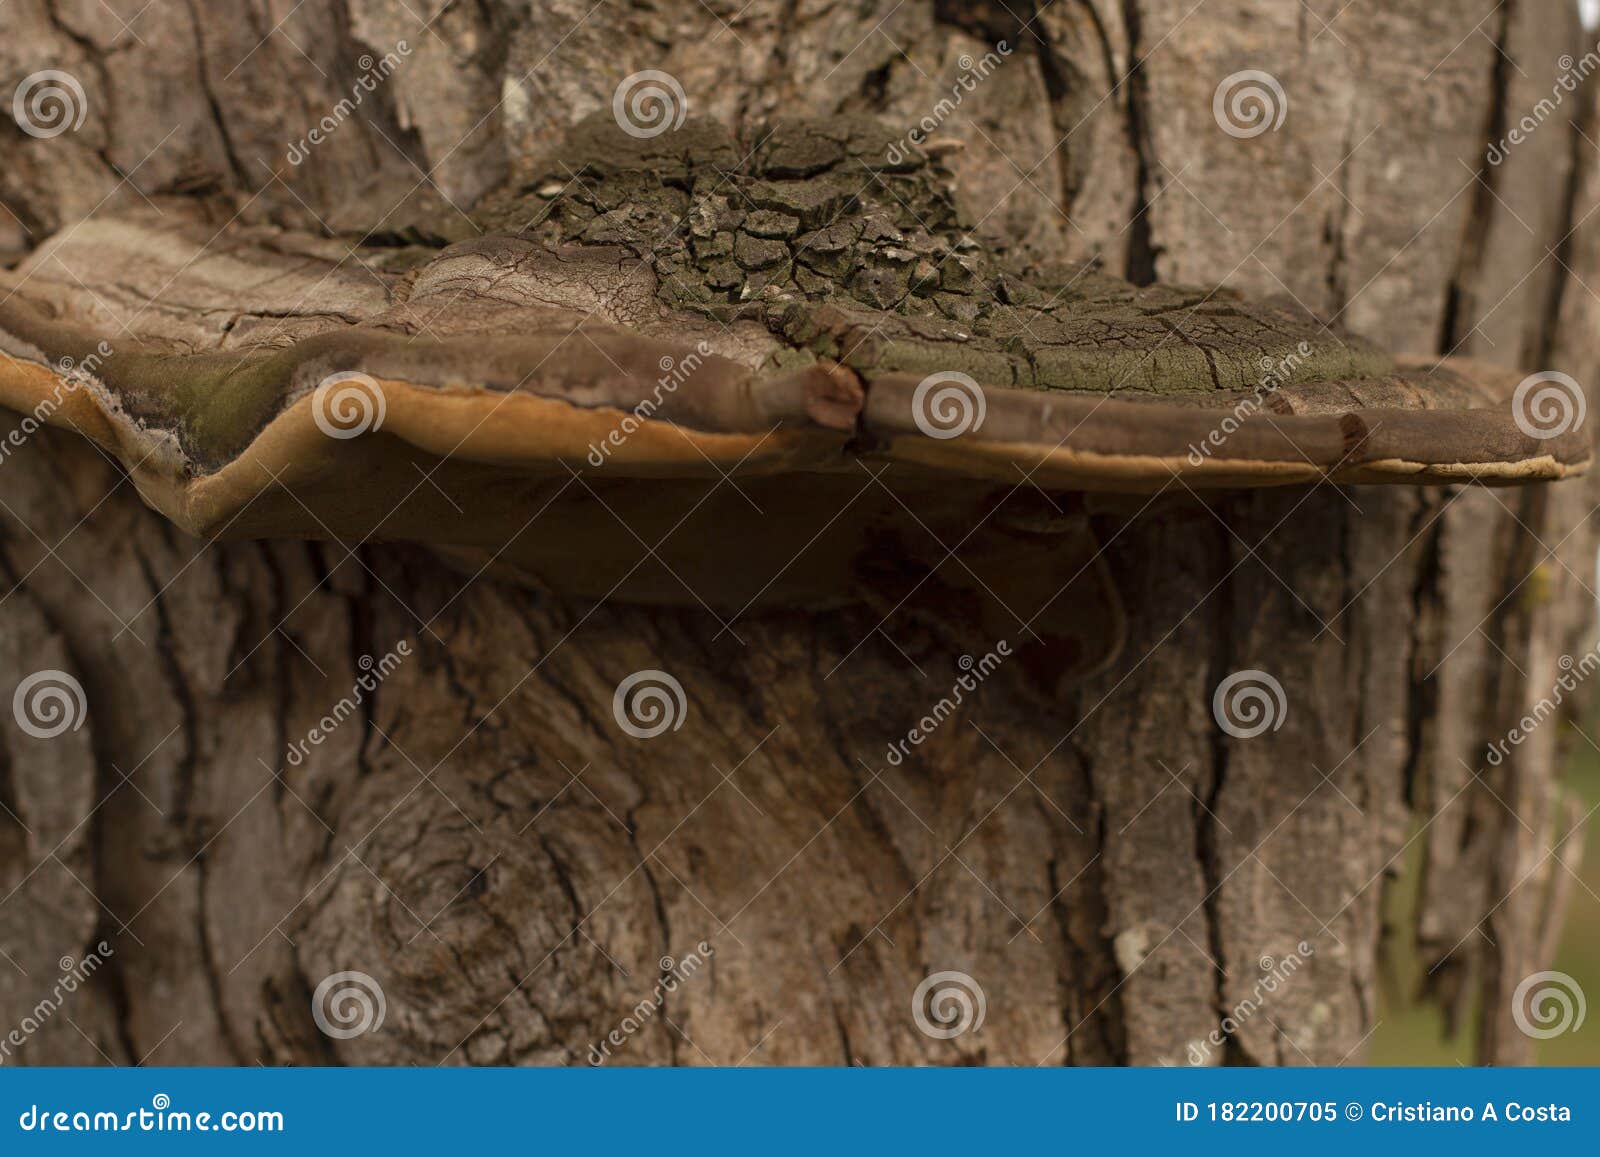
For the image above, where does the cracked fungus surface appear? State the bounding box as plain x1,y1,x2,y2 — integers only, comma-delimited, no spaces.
473,114,1393,395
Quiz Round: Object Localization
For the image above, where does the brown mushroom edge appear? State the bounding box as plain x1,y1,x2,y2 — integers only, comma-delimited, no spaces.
0,324,1588,622
0,336,1586,501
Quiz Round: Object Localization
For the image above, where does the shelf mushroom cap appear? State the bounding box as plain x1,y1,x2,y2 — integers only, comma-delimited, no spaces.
0,115,1588,617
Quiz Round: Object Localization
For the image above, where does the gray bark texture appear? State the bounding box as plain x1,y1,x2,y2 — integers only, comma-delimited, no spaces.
0,0,1596,1066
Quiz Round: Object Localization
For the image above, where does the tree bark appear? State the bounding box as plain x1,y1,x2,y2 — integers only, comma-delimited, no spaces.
0,0,1595,1066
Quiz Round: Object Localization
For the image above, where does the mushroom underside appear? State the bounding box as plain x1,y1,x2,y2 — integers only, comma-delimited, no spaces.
0,178,1586,623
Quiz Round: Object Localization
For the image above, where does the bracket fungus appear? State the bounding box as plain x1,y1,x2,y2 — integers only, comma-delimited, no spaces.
0,118,1586,690
1,0,1597,1072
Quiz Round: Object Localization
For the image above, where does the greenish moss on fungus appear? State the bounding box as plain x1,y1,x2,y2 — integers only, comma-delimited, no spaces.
476,114,1393,394
0,114,1397,473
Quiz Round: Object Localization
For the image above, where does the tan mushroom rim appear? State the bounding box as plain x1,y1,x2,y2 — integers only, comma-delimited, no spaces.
0,349,1586,542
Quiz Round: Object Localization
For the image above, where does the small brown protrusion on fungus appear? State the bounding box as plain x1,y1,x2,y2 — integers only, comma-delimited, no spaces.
0,114,1586,637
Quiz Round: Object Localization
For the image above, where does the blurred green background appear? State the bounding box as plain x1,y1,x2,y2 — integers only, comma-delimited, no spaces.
1370,729,1598,1064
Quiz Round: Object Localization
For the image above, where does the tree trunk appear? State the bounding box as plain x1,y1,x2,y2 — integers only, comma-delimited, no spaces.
0,0,1595,1066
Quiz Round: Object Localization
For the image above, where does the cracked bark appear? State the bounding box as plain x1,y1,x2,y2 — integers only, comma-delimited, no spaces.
0,0,1595,1067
